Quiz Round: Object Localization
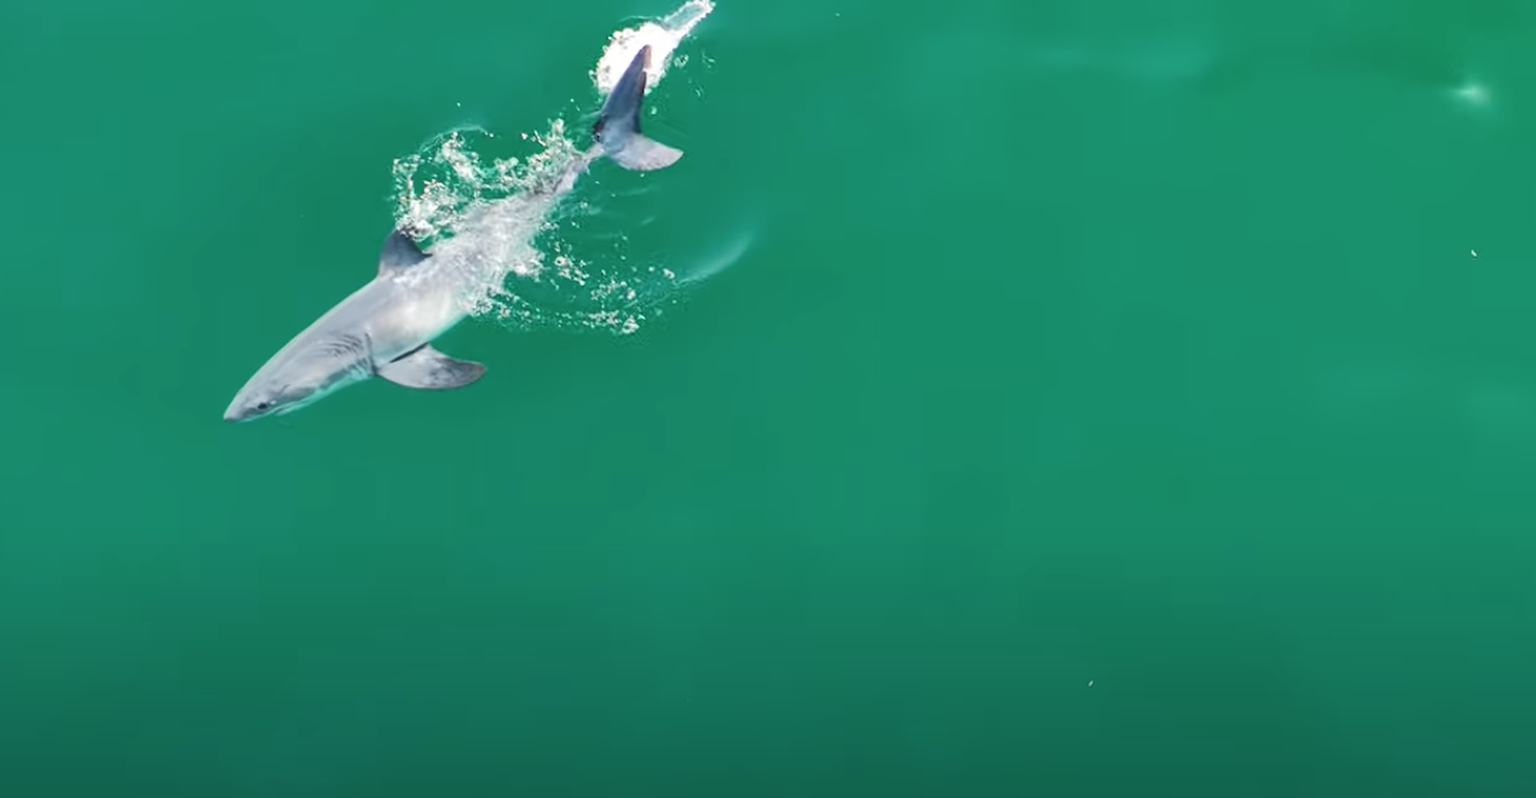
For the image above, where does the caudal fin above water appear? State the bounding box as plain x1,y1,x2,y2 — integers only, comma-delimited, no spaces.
593,44,684,171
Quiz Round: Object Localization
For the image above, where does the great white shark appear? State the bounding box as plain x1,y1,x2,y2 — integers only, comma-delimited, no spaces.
224,45,683,423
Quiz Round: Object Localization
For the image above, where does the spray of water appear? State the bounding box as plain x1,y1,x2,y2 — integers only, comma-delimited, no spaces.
388,1,719,336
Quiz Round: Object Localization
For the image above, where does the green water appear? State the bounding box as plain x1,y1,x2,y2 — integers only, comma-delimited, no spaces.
4,0,1536,794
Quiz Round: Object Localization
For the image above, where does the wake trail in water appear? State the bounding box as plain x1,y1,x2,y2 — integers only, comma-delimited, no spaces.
388,1,719,337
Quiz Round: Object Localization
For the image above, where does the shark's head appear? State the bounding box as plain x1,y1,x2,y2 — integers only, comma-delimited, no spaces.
224,342,368,423
223,380,315,423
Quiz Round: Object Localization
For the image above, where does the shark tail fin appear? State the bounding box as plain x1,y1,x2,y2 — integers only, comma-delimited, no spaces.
607,134,684,171
593,44,684,171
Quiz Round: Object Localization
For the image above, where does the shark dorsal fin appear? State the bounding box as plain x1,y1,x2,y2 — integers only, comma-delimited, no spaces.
378,229,430,276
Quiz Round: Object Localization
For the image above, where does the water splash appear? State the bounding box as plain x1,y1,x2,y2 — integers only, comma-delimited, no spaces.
593,0,716,95
391,123,580,255
387,1,720,337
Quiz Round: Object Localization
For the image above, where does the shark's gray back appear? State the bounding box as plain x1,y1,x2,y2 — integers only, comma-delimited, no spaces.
260,278,409,380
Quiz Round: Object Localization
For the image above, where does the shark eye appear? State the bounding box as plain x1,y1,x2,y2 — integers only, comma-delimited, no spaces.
256,401,272,411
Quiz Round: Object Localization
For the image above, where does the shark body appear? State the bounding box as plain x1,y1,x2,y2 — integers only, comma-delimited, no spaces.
225,45,681,423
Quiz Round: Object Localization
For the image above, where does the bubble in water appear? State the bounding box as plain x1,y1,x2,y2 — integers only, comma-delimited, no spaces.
1451,78,1491,107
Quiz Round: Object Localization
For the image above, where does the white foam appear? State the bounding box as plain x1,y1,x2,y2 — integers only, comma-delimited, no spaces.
389,2,721,337
593,0,715,96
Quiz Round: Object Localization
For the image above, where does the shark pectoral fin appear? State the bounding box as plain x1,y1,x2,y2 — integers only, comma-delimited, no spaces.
377,345,485,390
378,229,430,276
593,44,685,172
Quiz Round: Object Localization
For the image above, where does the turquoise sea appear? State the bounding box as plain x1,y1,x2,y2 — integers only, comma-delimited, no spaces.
3,1,1535,794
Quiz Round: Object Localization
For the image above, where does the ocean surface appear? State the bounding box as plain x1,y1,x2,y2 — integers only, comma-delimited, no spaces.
3,0,1535,795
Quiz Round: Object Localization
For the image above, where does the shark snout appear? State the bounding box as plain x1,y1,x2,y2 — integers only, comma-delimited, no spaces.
223,386,270,423
223,396,252,423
